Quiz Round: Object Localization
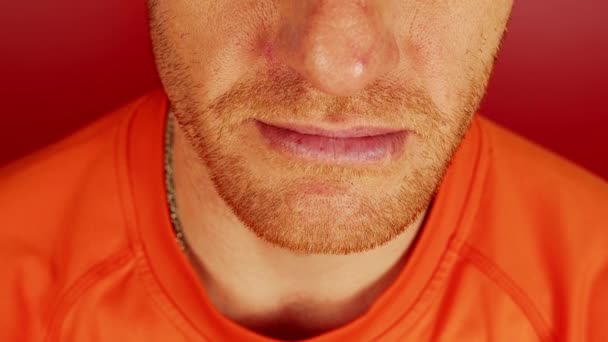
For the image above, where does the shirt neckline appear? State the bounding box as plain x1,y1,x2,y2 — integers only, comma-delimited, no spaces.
121,90,489,341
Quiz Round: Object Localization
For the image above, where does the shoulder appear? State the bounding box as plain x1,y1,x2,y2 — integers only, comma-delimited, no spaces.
0,93,150,253
0,91,161,340
477,117,607,228
463,117,608,339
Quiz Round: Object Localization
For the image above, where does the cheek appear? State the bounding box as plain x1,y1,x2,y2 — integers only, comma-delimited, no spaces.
401,28,463,114
402,7,501,116
172,2,274,103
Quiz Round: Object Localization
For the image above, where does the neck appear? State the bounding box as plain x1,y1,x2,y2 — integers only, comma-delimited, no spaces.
171,121,425,340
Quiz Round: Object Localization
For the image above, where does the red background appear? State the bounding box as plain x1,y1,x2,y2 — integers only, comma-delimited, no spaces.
1,1,607,179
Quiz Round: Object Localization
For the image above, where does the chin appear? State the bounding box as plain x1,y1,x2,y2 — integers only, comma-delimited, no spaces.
215,168,426,255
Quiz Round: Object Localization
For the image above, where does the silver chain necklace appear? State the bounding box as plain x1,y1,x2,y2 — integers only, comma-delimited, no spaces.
164,112,188,252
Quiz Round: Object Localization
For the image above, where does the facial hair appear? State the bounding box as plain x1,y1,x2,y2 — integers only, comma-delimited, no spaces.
149,8,496,255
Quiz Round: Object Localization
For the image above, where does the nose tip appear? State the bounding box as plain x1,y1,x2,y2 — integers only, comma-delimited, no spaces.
273,1,400,97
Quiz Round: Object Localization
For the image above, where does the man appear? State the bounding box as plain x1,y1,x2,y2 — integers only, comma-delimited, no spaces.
1,0,607,341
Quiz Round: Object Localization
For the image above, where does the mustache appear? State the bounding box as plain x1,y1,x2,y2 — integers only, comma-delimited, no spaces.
201,67,445,136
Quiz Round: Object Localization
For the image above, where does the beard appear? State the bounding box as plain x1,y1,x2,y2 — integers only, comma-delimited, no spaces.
147,1,493,254
160,63,484,255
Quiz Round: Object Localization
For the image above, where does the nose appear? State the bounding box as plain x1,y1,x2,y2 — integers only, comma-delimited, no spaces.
272,0,400,97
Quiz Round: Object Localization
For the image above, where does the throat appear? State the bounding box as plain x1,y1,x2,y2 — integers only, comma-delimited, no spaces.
235,300,372,341
191,235,418,341
207,276,394,341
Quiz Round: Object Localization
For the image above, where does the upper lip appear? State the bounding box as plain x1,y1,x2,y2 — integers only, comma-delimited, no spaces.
255,120,407,138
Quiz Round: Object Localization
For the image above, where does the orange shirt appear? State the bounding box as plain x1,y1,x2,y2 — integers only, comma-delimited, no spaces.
1,90,607,342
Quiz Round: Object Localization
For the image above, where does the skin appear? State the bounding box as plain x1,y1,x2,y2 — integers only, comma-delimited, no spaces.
148,0,513,339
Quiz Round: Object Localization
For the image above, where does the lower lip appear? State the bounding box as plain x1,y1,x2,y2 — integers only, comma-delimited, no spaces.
255,121,408,164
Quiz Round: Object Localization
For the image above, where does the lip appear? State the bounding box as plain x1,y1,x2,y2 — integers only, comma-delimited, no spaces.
255,121,408,164
260,121,406,138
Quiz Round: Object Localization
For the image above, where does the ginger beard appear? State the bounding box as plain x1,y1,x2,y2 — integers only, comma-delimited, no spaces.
148,2,505,255
165,67,484,255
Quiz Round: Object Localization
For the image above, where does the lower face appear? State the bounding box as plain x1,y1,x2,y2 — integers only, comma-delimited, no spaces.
148,0,513,254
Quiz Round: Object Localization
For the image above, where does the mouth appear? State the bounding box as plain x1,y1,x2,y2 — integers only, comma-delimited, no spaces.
255,120,409,165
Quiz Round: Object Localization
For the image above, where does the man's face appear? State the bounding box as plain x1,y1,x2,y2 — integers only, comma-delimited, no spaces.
148,0,512,254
